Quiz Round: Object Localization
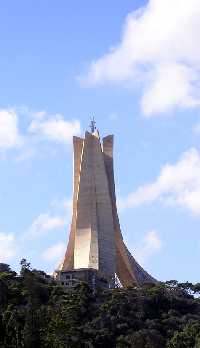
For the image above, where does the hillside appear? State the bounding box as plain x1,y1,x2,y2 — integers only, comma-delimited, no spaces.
0,260,200,348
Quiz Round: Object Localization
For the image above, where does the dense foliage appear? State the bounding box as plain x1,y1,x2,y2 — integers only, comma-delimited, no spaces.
0,261,200,347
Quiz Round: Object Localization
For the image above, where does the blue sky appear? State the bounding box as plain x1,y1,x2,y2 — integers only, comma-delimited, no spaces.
1,0,200,282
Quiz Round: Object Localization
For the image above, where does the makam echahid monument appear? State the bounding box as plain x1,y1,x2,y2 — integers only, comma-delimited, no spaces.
54,119,156,288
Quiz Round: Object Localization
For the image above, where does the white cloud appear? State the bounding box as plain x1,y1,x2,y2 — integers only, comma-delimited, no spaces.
26,213,66,240
142,63,200,115
0,233,16,262
82,0,200,115
135,230,162,265
15,147,36,162
42,242,65,261
25,197,72,240
28,115,81,144
50,198,72,212
0,106,81,160
120,147,200,215
31,110,47,120
0,109,22,150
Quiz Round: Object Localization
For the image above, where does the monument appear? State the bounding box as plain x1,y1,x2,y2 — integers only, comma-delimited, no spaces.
54,119,156,288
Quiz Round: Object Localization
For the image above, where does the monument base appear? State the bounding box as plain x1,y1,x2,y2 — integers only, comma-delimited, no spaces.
54,268,115,289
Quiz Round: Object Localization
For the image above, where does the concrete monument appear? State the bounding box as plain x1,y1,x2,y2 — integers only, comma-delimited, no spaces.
55,120,156,288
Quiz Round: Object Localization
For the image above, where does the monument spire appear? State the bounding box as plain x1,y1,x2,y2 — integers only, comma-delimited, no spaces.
89,116,96,133
55,125,156,288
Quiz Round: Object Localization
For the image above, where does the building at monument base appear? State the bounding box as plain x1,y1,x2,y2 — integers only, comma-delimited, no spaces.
55,121,156,288
54,268,113,289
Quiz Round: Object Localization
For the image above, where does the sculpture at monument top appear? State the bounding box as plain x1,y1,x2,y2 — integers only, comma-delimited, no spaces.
56,120,156,287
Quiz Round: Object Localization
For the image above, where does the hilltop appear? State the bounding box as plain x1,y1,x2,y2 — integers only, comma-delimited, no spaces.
0,261,200,348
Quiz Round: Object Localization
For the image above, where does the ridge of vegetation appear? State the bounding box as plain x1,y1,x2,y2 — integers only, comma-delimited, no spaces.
0,260,200,348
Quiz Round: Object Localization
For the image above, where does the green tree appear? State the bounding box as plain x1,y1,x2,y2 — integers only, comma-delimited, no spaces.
167,321,200,348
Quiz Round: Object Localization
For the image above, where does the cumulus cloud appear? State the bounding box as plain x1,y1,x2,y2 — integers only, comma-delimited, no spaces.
81,0,200,115
28,114,81,144
135,230,162,265
50,198,72,213
42,242,65,261
0,107,81,160
0,109,22,150
26,213,66,240
25,197,72,240
119,147,200,215
0,233,16,262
